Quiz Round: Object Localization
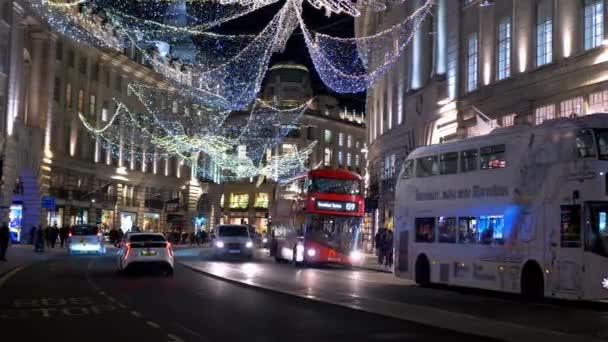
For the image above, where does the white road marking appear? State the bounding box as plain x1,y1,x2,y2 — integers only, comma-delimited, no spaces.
167,333,185,342
0,266,25,288
117,303,127,309
146,321,161,329
130,311,142,317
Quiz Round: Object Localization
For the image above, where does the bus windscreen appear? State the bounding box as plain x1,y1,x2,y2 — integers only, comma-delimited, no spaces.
309,177,361,195
305,214,361,253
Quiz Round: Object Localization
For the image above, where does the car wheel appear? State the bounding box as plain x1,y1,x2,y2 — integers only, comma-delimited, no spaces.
165,268,174,277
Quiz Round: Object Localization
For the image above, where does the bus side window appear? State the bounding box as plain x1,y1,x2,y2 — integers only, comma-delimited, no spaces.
415,218,435,242
480,144,507,169
458,217,477,244
439,152,458,175
437,217,457,243
460,149,478,172
416,156,439,177
576,129,597,158
401,160,414,179
478,215,505,245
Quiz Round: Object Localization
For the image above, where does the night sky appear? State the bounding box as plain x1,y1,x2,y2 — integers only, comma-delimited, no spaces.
214,2,366,112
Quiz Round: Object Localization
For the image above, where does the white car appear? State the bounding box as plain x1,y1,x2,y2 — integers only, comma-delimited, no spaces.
67,225,106,255
117,233,174,276
213,224,255,260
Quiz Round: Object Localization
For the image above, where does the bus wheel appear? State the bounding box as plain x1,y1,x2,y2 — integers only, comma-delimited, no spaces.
521,261,544,300
415,255,431,286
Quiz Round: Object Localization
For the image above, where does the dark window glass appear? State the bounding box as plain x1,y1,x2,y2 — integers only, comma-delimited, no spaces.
460,149,478,172
218,225,249,237
577,129,597,158
478,215,505,245
415,156,438,177
439,152,458,175
129,234,166,242
561,205,581,248
458,217,478,244
79,57,87,74
585,202,608,257
56,42,63,60
70,225,98,236
67,50,75,67
53,77,61,102
480,144,506,169
309,177,361,195
415,217,435,242
401,160,414,179
596,129,608,160
437,217,457,243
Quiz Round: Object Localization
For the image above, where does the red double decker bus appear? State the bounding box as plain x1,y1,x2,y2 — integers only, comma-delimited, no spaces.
270,168,365,266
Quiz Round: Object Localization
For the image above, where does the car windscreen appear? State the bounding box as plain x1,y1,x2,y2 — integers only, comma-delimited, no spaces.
70,226,99,236
129,235,166,242
218,225,249,237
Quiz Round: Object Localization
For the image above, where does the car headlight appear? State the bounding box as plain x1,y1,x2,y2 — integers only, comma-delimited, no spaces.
215,241,225,248
245,241,253,248
307,248,316,257
350,250,362,261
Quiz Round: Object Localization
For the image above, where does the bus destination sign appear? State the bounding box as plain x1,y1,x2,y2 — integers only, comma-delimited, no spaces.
316,200,358,212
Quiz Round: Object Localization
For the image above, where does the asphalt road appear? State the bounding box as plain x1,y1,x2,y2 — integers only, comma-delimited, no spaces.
0,254,494,342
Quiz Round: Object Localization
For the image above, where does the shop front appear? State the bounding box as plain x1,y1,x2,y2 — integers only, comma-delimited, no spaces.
100,209,115,234
120,211,137,233
46,207,64,228
143,212,161,232
69,207,88,226
9,204,22,243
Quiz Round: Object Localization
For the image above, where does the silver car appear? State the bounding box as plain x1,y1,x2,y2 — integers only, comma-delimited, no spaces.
67,225,106,255
212,225,254,260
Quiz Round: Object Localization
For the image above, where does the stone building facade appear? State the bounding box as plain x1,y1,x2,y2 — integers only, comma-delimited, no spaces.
356,0,608,231
0,0,221,240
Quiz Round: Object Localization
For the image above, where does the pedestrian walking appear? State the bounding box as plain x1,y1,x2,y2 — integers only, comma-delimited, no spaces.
30,226,37,245
375,227,386,265
383,230,394,268
59,225,68,248
35,228,45,253
0,223,10,261
49,225,59,248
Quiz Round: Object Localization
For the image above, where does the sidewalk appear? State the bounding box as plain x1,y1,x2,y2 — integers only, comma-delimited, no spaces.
0,244,64,277
358,253,392,273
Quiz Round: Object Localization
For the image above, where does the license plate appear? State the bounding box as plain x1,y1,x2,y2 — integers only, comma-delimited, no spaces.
328,257,341,262
141,250,157,256
228,249,240,254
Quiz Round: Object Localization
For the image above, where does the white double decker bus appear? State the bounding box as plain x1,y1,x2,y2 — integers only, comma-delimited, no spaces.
394,114,608,300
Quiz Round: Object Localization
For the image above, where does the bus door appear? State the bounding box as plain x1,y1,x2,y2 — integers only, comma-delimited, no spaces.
554,205,584,295
582,202,608,298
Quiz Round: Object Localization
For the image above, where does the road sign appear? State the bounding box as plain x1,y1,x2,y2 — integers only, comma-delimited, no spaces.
41,196,56,210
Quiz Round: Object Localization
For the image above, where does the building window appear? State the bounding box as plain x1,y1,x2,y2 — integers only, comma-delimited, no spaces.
79,56,87,74
92,63,99,81
536,0,553,67
355,154,360,166
237,145,247,159
496,17,511,80
559,97,584,118
338,133,344,146
89,94,96,116
115,74,122,92
53,77,61,102
355,140,360,149
229,193,249,209
67,50,75,68
324,148,332,166
65,83,72,110
324,129,332,144
502,113,516,127
338,150,343,165
466,32,478,92
347,134,352,148
282,143,297,155
347,152,352,166
584,0,604,51
77,90,84,113
254,193,269,209
56,42,63,61
589,90,608,113
535,104,555,125
102,101,108,121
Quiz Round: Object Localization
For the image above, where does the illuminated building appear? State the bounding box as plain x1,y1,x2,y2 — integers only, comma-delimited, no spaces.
0,0,220,238
356,0,608,232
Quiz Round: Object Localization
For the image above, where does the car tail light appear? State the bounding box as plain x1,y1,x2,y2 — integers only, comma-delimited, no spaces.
124,242,131,260
166,242,173,257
